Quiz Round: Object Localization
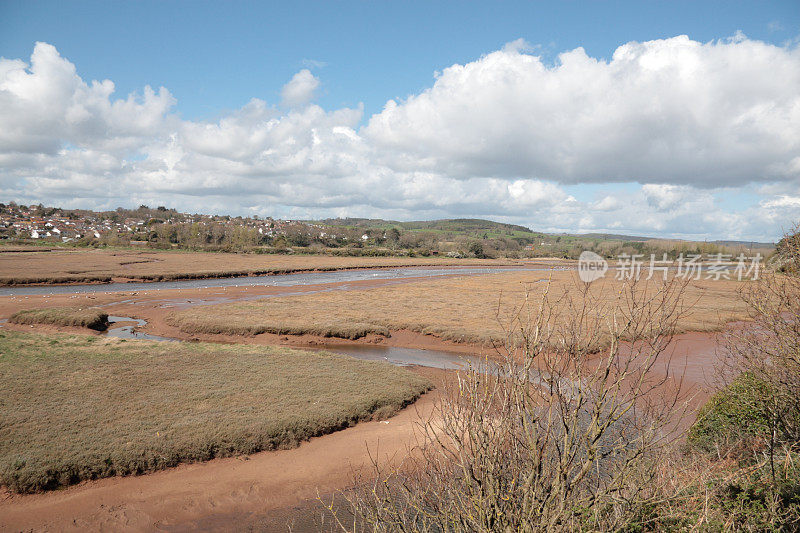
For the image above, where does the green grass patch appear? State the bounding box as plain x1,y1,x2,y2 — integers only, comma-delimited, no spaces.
9,306,110,331
688,372,773,451
0,331,430,493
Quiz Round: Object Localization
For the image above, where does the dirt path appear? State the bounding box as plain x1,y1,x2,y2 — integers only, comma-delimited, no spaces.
0,375,440,532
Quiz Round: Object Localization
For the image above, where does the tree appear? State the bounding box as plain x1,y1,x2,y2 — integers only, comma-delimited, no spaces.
468,241,486,258
386,227,401,244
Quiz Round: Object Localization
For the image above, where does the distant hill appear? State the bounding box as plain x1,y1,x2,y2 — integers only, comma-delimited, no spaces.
314,218,776,248
574,234,774,247
314,217,534,234
711,239,775,248
398,219,534,234
570,232,653,242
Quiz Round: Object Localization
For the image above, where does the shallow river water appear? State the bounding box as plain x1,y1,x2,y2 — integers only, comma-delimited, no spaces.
0,265,557,297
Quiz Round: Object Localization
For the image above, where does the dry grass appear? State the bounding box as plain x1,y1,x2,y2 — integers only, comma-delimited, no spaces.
168,270,749,346
9,307,109,331
167,320,391,340
0,248,507,285
0,331,430,493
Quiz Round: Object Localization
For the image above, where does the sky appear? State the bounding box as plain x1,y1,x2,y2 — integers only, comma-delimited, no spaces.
1,0,799,241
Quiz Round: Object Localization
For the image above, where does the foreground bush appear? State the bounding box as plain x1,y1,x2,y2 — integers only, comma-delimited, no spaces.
0,331,430,493
10,306,109,331
669,225,800,530
328,279,694,531
688,371,774,451
681,374,800,529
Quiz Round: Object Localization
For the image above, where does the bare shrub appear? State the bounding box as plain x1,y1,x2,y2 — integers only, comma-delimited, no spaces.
724,224,800,448
689,224,800,525
328,276,692,531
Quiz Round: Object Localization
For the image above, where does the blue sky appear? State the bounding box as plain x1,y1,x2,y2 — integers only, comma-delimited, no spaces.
2,0,797,120
0,1,799,241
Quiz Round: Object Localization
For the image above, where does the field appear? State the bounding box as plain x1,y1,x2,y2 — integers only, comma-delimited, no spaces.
0,331,430,493
167,269,748,346
0,247,506,285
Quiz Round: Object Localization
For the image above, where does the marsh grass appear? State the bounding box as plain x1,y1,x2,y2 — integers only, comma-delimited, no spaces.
0,331,430,493
0,274,113,285
0,249,500,285
10,306,109,330
169,320,391,340
168,270,748,347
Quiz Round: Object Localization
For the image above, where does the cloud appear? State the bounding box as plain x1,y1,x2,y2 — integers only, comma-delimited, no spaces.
0,38,798,241
280,69,320,108
365,35,800,188
642,184,697,212
301,58,328,69
768,20,784,33
0,42,175,156
762,195,800,209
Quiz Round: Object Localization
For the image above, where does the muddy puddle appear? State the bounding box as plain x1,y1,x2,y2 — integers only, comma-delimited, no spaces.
106,316,177,342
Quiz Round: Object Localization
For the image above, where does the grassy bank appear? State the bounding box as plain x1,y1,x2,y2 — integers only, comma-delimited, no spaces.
0,331,430,493
0,248,507,286
9,307,109,331
0,274,113,285
167,320,391,340
168,270,749,346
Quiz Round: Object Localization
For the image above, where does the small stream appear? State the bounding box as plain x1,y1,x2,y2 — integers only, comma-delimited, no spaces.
103,315,487,370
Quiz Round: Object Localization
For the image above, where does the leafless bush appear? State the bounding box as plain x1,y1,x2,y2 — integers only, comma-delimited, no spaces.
711,224,800,502
327,276,693,532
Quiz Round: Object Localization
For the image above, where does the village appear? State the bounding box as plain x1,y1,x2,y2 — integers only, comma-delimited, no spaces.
0,202,344,245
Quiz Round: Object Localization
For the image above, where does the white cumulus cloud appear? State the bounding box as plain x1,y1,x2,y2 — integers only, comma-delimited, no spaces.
0,37,798,241
365,35,800,187
280,69,320,108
